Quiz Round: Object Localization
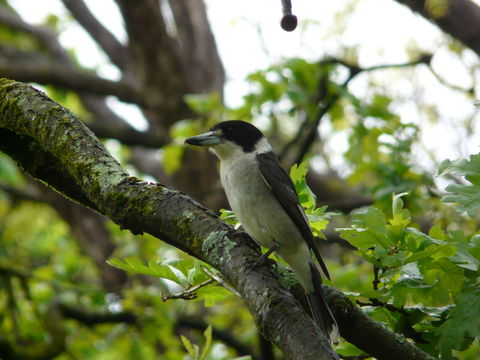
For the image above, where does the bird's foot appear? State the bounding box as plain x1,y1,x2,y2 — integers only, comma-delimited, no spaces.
246,242,280,269
246,253,276,270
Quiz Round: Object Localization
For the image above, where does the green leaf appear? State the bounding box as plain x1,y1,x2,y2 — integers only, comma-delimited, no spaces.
290,162,317,210
439,153,480,216
438,154,480,184
106,257,181,284
0,154,21,184
388,209,410,239
436,291,480,359
448,243,479,271
390,276,432,307
381,251,408,267
422,258,464,296
307,206,338,239
219,208,239,227
196,285,231,306
428,224,447,241
392,192,409,215
163,144,184,175
181,335,199,358
337,207,391,249
200,325,213,360
403,228,456,263
289,163,337,238
442,184,480,217
147,261,181,284
184,92,223,115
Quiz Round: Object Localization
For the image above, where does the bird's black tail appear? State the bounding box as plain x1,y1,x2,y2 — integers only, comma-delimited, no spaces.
307,262,339,344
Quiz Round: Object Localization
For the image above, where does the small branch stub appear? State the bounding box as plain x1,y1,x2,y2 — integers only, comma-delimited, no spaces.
280,0,297,32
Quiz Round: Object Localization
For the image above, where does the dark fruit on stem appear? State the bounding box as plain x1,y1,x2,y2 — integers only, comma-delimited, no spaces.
281,14,297,31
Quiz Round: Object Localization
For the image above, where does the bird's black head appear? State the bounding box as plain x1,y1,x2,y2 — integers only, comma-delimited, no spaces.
185,120,265,153
210,121,264,152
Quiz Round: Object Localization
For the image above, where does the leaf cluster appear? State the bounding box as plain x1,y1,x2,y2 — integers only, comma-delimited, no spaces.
338,193,480,359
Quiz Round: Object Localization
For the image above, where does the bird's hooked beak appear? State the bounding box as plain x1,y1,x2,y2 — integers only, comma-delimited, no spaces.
184,130,222,146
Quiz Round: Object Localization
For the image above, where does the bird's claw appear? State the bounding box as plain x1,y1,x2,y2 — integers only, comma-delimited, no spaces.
245,254,276,270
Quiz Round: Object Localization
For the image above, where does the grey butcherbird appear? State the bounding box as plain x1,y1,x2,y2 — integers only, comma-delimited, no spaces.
185,120,339,344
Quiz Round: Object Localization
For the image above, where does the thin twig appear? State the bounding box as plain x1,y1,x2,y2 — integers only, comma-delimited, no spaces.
162,278,215,301
202,266,240,296
372,265,380,291
294,55,432,163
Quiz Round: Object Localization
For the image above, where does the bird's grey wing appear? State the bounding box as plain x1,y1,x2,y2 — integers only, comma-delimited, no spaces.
256,152,330,279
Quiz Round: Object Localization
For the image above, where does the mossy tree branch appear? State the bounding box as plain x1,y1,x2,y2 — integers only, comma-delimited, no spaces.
0,79,435,360
0,78,336,360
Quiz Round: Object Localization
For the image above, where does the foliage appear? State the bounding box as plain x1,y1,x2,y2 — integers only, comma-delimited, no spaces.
107,257,231,306
338,192,480,359
1,4,480,358
289,161,339,238
439,153,480,217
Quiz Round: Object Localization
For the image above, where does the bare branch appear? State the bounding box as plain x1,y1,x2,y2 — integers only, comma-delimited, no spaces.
0,61,146,106
0,5,67,59
0,4,153,136
168,0,225,94
61,0,128,69
59,303,137,325
395,0,480,57
162,278,216,301
114,0,190,122
0,183,43,203
333,287,433,360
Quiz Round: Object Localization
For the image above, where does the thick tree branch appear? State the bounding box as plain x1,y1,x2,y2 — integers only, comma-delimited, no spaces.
324,287,435,360
61,0,128,69
0,78,337,360
168,0,225,94
395,0,480,56
0,128,96,210
114,0,189,121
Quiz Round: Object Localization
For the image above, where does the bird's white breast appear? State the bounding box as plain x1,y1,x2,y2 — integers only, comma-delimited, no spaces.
218,146,303,252
214,138,314,290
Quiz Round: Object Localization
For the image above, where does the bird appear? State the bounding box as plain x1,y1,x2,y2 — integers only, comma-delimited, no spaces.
185,120,339,344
